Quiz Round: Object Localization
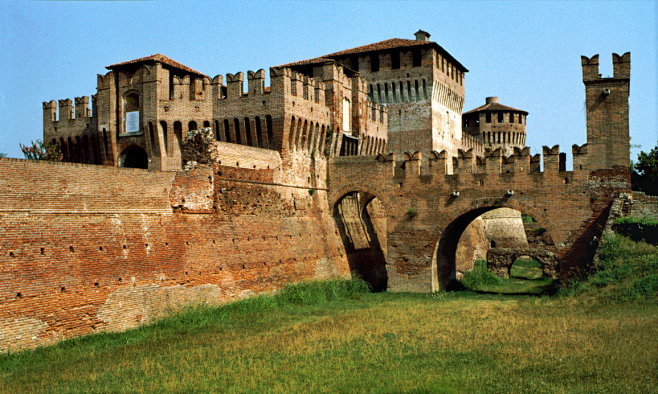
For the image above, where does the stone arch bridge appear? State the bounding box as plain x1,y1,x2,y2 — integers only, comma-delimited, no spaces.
327,147,630,292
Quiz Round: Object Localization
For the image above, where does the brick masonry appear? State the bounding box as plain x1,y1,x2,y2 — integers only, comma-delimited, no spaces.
1,46,633,350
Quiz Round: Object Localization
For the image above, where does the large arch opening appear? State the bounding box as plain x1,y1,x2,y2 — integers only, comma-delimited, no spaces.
120,145,148,169
434,206,557,293
333,191,388,292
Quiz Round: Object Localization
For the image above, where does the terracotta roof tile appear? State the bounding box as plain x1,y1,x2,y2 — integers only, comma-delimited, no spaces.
107,54,207,77
324,38,430,57
464,102,528,115
276,37,467,72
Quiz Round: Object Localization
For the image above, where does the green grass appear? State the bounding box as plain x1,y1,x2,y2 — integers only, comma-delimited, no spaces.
1,288,656,393
462,259,555,294
510,257,543,279
559,234,658,301
1,235,657,393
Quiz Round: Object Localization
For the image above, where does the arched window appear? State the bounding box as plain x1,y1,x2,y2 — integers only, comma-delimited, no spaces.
160,121,168,156
91,134,100,164
102,129,108,159
295,118,302,148
289,116,296,149
244,117,253,146
174,121,182,152
234,118,242,144
215,120,220,141
148,122,157,155
266,115,274,150
224,119,231,142
203,120,210,128
188,120,197,132
255,116,263,148
59,137,67,161
301,120,308,150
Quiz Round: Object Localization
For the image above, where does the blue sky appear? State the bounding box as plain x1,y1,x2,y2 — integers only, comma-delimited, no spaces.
0,0,656,164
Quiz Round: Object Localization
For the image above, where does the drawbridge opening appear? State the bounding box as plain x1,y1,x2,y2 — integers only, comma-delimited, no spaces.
333,192,388,292
434,207,558,293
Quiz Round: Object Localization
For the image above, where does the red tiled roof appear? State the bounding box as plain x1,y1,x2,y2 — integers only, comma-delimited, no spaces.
276,38,467,72
464,102,528,115
324,38,429,57
107,54,207,77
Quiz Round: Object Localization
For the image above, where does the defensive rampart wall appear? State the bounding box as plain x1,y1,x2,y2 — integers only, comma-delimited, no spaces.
0,158,349,352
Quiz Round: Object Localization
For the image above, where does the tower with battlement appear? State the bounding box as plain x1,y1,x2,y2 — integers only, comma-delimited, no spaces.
582,53,631,171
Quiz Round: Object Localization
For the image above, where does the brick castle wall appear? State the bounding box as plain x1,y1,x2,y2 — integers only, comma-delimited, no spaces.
0,158,349,352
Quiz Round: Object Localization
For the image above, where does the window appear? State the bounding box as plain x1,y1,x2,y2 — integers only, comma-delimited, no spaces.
412,49,421,67
391,51,400,69
370,54,379,72
498,112,503,123
343,98,351,132
486,112,491,123
350,56,359,71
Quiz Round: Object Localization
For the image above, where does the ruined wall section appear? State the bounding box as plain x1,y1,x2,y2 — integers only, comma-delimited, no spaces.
0,158,349,352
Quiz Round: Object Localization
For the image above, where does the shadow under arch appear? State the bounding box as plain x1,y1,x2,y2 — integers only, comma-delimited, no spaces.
433,201,558,291
120,145,148,169
333,190,388,292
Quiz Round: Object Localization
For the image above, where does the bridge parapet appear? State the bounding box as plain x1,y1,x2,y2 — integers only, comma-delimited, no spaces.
395,143,590,178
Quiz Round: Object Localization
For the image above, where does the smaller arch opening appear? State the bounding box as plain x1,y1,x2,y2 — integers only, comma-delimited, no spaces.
120,145,148,169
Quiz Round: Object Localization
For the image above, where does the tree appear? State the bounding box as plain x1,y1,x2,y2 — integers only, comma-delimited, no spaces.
19,139,62,161
0,153,7,158
631,141,658,195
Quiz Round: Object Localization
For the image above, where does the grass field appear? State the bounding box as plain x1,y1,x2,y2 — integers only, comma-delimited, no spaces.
1,235,657,393
461,258,555,295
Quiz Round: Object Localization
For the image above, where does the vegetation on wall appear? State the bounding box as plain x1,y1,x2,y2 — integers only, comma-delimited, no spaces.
631,141,658,195
19,139,61,161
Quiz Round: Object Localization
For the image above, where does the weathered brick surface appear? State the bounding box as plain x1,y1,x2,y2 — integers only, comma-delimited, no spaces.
0,158,349,352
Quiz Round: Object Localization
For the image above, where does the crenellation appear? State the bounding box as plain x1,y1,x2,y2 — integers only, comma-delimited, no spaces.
484,148,503,173
612,52,630,79
457,149,475,174
247,69,266,95
403,151,422,176
581,54,600,81
226,72,245,98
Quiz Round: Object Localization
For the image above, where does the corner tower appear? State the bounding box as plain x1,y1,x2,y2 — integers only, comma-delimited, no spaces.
582,52,630,171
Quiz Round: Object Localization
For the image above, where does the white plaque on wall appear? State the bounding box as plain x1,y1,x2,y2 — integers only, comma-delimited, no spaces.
126,111,140,133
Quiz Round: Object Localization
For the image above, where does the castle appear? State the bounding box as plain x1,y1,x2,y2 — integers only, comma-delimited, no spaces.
42,30,525,171
0,31,636,351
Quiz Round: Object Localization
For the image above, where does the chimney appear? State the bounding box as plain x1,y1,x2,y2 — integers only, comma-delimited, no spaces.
414,30,430,42
486,96,499,104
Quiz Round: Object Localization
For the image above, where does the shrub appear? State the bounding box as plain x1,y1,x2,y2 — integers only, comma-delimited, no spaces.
461,259,503,289
613,216,658,244
521,213,536,223
20,139,61,161
406,207,418,218
531,227,547,235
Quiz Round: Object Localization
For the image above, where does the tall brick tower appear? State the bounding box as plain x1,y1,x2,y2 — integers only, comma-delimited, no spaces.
581,52,630,171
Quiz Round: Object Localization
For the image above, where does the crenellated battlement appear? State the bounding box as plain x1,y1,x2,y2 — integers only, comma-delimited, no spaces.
582,52,630,82
43,96,92,124
389,143,586,178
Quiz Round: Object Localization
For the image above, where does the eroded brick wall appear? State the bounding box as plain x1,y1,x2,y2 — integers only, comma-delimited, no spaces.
0,158,349,352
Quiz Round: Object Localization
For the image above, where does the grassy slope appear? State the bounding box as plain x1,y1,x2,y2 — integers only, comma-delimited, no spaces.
1,236,657,393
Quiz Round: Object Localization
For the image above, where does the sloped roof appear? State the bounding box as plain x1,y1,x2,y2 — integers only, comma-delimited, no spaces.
464,102,528,115
276,38,467,72
107,54,208,77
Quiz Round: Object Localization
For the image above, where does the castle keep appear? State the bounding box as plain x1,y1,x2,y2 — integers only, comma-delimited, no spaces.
0,31,634,351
